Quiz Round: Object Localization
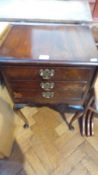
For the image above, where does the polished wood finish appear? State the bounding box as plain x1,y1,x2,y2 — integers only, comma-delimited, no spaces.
2,65,96,105
13,106,29,128
69,111,82,130
2,66,95,81
69,87,98,136
2,77,91,105
0,25,97,65
0,24,97,136
12,87,85,105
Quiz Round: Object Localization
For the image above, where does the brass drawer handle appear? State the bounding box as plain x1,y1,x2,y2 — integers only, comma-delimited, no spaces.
42,92,54,98
40,82,55,91
39,69,55,79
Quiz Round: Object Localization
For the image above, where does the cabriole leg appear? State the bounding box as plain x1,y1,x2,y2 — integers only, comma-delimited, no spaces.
13,106,29,128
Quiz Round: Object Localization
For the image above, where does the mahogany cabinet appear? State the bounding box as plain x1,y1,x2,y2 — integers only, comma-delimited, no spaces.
0,24,97,108
0,1,97,136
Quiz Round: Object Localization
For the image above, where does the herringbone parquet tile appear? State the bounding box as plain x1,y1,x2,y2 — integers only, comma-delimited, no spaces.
0,86,98,175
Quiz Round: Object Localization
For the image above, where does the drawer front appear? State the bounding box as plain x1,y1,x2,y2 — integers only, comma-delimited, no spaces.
2,66,95,82
10,81,88,104
9,80,88,93
12,90,83,104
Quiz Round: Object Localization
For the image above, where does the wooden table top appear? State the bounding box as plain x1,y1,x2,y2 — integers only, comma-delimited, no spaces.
0,24,98,65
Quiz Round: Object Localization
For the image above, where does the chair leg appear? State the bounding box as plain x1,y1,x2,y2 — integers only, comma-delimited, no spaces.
90,113,94,136
68,88,97,136
81,113,86,136
13,107,29,128
82,110,94,137
80,106,94,136
86,110,92,136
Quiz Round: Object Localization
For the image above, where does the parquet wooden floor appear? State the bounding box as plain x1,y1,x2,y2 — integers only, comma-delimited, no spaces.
0,85,98,175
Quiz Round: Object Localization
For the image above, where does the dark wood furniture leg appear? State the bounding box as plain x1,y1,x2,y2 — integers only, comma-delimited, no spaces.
81,96,95,136
69,111,83,130
69,93,96,136
85,110,94,136
13,106,29,128
90,112,95,136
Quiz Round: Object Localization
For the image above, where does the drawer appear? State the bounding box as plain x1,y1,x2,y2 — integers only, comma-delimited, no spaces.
11,81,88,104
2,66,95,82
12,89,85,104
9,80,88,93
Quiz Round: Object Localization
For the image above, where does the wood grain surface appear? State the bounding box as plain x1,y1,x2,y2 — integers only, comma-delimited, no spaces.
0,24,97,65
